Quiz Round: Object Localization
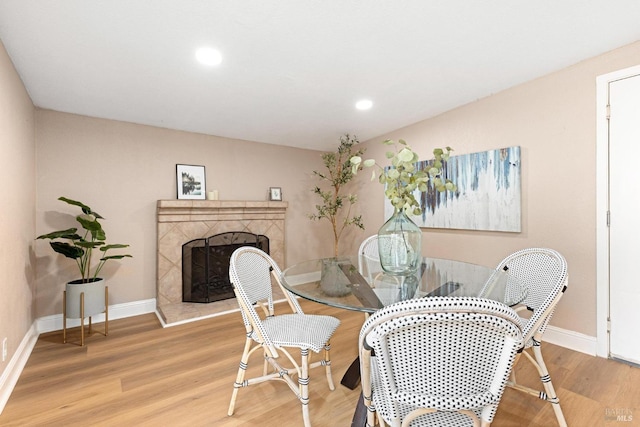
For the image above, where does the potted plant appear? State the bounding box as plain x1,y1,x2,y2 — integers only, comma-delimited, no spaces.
309,133,366,257
350,139,456,275
309,134,366,296
37,197,132,344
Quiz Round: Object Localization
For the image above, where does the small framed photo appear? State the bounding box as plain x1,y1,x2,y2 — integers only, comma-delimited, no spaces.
177,164,206,199
269,187,282,201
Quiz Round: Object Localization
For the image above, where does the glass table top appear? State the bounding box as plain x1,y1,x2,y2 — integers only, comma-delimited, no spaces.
280,256,526,313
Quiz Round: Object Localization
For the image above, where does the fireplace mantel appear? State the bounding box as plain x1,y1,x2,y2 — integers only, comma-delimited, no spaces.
156,200,288,325
157,200,288,221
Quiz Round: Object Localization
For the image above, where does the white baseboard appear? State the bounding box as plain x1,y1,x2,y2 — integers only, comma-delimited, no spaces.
543,324,597,356
36,298,157,334
0,323,39,415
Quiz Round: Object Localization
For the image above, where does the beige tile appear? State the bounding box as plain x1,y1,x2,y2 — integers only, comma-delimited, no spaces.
156,201,288,325
157,253,174,282
178,221,210,241
158,267,182,304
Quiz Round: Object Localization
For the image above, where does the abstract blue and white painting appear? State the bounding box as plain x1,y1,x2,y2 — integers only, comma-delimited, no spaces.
384,146,521,232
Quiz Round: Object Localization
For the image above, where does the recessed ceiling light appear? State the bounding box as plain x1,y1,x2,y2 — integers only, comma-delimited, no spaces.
355,99,373,110
195,47,223,66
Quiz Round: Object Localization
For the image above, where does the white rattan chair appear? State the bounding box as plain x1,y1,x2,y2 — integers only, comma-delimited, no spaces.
358,235,403,306
227,247,341,427
358,235,381,284
359,297,524,427
495,248,569,427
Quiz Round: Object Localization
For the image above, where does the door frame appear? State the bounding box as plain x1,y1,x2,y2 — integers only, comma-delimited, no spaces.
595,64,640,358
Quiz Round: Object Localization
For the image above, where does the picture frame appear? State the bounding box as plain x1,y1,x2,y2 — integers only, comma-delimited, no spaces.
269,187,282,201
176,164,206,200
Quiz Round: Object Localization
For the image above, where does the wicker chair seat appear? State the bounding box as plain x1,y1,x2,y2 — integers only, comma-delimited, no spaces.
254,313,340,352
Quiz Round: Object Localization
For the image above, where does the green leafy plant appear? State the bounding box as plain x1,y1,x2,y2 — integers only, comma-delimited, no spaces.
350,139,457,214
37,197,132,283
309,134,366,256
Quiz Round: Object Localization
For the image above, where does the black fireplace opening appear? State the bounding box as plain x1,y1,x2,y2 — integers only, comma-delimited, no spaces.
182,232,270,303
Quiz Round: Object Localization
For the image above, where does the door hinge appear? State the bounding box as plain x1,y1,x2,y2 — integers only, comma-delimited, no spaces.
607,210,611,227
607,317,611,333
606,103,611,120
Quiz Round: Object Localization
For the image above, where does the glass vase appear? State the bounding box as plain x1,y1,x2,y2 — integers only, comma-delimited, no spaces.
378,209,422,275
319,258,352,297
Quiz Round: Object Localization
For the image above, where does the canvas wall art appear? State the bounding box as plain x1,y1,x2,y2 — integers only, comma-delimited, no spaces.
384,146,521,232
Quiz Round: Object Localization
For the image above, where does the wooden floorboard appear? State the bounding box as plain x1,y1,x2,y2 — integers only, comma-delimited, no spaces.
1,300,638,426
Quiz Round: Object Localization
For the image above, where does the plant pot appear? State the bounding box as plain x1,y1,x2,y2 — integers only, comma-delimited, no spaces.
65,277,106,319
378,209,422,276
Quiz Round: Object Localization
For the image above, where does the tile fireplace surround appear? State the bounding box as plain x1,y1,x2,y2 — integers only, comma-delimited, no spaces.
156,200,287,325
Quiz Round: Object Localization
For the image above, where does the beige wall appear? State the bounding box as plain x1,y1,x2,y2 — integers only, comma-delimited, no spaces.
34,110,336,317
7,31,640,353
351,40,640,337
0,41,35,373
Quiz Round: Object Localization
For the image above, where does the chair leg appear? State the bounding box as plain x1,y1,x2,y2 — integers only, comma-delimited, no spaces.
508,343,567,427
323,341,335,390
263,349,269,376
299,348,311,427
228,336,252,416
531,343,567,427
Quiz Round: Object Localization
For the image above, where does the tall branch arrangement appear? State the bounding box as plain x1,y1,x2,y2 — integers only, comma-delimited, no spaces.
309,134,366,257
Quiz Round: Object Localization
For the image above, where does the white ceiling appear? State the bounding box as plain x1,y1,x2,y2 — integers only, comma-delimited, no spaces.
1,1,639,151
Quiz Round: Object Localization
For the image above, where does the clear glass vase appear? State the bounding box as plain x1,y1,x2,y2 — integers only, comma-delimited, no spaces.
319,258,352,297
378,209,422,275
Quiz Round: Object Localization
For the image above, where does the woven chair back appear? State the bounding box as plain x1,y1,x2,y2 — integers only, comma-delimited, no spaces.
496,248,568,341
360,297,523,425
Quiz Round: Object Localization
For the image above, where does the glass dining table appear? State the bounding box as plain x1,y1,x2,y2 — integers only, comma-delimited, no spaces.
280,256,526,315
280,256,526,425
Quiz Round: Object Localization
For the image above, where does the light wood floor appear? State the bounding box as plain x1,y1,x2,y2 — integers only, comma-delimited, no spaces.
1,301,638,426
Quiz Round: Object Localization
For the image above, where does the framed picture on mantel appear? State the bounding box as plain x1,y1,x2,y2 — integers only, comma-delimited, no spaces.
176,164,206,200
269,187,282,201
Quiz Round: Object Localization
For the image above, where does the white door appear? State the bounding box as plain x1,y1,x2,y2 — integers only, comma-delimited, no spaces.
608,73,640,365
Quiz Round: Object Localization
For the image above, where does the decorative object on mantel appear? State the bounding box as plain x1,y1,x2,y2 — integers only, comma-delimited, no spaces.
269,187,282,201
309,134,365,257
351,140,456,275
36,197,132,345
206,189,219,200
176,164,206,200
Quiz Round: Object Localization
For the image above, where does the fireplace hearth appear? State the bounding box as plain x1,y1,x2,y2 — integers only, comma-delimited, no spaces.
182,232,269,303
